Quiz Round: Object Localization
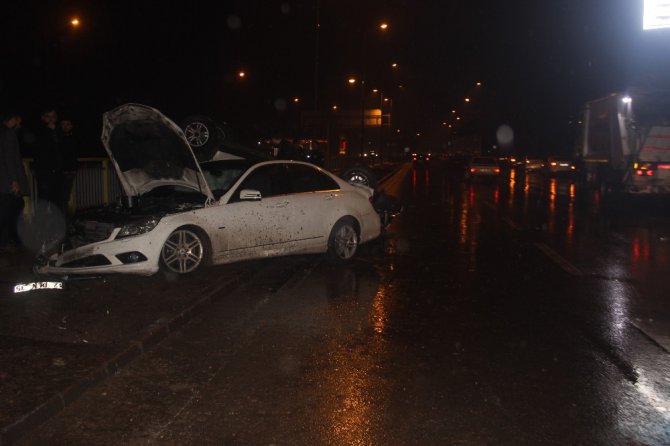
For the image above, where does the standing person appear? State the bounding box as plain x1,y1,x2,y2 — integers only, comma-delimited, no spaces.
0,111,29,251
33,107,65,213
59,115,79,216
274,136,303,161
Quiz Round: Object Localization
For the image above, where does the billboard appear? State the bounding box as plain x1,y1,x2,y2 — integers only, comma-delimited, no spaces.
302,109,383,129
644,0,670,30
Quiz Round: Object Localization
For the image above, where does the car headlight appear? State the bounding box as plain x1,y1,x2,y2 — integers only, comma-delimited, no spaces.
116,217,161,239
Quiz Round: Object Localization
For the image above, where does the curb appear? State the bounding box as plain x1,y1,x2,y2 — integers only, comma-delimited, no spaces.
376,162,408,186
0,270,253,446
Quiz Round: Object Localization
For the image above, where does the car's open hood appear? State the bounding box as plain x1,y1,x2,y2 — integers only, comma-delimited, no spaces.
101,104,214,200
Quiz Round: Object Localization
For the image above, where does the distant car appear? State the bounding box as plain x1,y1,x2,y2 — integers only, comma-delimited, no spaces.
412,152,432,164
465,156,500,180
524,157,545,172
497,155,523,169
546,157,576,175
36,104,386,277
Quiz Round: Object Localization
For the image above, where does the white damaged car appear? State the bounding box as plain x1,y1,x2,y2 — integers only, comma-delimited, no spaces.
36,104,383,276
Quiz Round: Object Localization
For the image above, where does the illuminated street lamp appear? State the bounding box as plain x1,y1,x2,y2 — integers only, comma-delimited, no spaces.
238,71,246,79
70,17,80,28
465,97,471,103
293,97,300,103
380,22,389,30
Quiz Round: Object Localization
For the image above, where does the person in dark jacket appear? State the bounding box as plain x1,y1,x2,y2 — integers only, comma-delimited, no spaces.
0,111,29,250
33,107,65,213
59,115,79,215
273,136,304,161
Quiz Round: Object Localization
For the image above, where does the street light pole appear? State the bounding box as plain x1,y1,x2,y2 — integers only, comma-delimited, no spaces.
379,91,384,161
313,0,320,112
360,79,365,157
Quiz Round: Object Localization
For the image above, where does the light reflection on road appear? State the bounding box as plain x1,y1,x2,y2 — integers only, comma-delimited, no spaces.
331,164,670,443
446,165,670,438
485,167,670,351
298,265,392,446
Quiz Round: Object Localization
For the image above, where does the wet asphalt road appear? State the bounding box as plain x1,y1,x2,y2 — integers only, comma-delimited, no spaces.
14,161,670,445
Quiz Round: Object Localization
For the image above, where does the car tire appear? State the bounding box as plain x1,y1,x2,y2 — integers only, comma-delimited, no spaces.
160,227,208,274
180,115,226,161
327,218,359,263
341,166,377,188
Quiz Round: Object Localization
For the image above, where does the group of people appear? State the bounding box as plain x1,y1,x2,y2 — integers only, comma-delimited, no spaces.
0,107,79,252
271,136,324,167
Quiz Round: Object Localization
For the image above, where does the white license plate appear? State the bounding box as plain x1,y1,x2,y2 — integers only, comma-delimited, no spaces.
14,282,64,293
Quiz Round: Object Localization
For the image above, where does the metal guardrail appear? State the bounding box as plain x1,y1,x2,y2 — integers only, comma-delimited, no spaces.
22,158,123,217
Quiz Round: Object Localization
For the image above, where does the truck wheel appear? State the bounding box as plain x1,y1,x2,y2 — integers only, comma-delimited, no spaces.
599,181,622,207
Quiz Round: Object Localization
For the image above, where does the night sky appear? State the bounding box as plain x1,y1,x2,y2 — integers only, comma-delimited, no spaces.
1,0,668,156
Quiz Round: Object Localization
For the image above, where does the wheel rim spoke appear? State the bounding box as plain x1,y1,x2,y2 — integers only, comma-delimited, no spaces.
164,239,179,251
163,252,178,265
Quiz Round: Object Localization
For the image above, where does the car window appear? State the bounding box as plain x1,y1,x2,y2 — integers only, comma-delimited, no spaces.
200,160,252,199
231,164,291,201
237,165,275,198
287,164,340,193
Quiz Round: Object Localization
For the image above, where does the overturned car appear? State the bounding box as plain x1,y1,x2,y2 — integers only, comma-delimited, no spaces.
36,104,399,276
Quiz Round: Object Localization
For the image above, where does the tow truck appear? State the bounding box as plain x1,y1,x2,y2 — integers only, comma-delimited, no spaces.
575,88,670,196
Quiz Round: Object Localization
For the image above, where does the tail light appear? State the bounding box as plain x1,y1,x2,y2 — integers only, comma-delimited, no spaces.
470,168,477,173
634,161,656,176
494,168,500,173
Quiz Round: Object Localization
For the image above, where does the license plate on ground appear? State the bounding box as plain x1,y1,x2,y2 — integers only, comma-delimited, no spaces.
14,282,64,293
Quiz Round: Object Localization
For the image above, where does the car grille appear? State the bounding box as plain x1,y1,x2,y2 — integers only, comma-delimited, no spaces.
61,255,112,268
70,220,115,247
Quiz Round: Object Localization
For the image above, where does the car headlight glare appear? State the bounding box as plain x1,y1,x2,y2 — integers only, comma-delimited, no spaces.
116,217,160,239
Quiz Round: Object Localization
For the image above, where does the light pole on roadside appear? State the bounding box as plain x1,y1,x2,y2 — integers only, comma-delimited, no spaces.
348,77,366,157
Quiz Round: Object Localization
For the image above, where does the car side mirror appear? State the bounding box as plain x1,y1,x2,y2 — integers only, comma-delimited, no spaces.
239,189,262,201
